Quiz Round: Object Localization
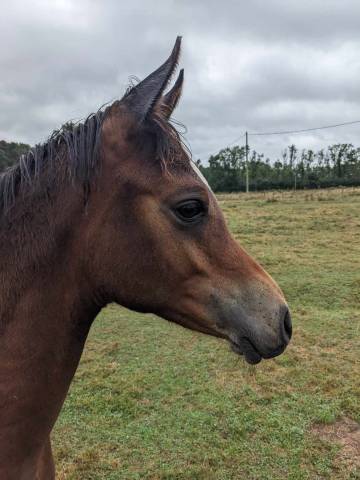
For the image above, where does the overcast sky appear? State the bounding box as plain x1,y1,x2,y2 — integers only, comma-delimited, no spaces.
1,0,360,162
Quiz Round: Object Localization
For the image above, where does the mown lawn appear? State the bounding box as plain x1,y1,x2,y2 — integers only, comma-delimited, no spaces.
54,188,360,479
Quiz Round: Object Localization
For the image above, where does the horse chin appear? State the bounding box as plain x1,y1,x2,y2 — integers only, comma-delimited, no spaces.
230,338,263,365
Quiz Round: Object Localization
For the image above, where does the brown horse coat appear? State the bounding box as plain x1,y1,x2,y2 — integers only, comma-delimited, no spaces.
0,38,291,479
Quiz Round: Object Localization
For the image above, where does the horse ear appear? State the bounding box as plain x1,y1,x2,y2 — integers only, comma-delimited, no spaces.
161,69,184,119
122,37,182,123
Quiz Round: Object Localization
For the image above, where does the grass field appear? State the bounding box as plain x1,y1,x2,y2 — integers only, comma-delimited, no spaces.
54,188,360,480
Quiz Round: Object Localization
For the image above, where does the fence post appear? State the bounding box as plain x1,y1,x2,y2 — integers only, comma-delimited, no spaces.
245,131,249,193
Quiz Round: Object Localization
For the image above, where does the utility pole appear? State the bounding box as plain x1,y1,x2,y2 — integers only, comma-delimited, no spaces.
245,131,249,193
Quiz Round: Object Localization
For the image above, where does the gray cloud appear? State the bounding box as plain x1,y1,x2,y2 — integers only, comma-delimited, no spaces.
1,0,360,161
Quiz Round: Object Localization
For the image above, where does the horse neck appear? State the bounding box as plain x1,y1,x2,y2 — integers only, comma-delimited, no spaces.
0,181,101,469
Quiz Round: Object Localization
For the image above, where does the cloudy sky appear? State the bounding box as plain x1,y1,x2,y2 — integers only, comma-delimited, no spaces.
1,0,360,162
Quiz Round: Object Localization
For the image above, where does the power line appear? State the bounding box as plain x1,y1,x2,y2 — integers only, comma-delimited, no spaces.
248,119,360,136
227,133,246,145
203,118,360,160
203,133,245,160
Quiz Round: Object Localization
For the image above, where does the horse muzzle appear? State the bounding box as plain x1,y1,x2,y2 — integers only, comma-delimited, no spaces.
227,305,292,364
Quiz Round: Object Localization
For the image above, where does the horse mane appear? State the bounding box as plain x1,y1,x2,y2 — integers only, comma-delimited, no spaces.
0,109,106,215
0,94,190,218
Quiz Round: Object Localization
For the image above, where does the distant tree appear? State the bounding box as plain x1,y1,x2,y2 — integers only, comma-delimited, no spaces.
206,146,246,191
198,142,360,192
0,140,30,172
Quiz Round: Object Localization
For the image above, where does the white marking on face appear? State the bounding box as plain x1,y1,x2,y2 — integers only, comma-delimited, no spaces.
190,160,213,191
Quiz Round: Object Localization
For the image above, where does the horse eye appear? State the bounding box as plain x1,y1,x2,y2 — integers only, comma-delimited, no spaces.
174,200,206,223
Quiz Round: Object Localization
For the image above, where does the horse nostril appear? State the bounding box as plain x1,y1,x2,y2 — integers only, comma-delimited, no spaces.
282,307,292,343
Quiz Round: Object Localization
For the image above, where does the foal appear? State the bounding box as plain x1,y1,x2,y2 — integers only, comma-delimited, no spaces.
0,37,291,479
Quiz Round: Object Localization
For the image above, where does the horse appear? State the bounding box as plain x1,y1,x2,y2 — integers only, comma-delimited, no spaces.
0,37,292,479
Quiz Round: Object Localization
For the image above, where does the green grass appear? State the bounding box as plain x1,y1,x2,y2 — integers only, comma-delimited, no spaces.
54,188,360,479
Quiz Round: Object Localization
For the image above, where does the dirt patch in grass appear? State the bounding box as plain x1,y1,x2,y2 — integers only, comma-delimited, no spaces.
311,417,360,471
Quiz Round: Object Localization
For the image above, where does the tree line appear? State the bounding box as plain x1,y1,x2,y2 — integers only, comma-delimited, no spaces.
0,140,30,171
198,143,360,191
2,139,360,192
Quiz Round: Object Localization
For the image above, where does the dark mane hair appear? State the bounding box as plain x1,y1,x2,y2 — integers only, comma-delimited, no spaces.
0,96,190,217
0,109,106,215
